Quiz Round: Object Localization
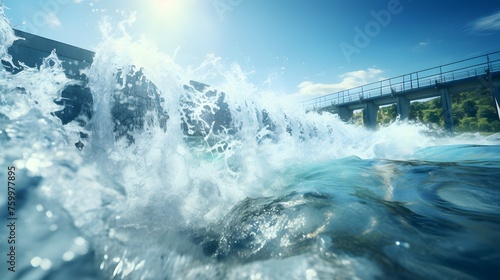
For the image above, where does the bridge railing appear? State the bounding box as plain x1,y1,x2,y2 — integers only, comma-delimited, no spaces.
302,51,500,111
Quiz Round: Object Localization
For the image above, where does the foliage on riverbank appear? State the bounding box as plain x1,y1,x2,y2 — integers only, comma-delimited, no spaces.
375,89,500,132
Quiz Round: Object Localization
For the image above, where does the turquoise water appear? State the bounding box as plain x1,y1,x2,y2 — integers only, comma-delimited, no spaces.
2,6,500,280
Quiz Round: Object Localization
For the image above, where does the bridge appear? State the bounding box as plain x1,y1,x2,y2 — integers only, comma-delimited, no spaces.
301,51,500,131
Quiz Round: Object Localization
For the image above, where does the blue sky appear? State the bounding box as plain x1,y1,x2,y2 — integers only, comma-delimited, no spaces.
3,0,500,100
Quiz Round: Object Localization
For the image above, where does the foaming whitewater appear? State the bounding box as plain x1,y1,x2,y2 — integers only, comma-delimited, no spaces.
2,9,500,280
0,6,19,68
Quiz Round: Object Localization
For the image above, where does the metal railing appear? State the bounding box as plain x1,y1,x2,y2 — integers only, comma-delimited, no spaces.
301,51,500,111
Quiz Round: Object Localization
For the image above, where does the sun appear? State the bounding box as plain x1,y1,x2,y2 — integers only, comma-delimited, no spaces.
149,0,186,21
139,0,217,56
156,0,178,11
142,0,213,37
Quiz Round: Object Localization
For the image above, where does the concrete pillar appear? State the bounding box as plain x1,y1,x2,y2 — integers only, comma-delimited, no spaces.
440,88,454,131
363,102,379,129
396,95,410,120
338,106,353,122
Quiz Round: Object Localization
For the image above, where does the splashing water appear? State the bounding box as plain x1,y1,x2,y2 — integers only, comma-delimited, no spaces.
1,7,500,280
0,5,20,68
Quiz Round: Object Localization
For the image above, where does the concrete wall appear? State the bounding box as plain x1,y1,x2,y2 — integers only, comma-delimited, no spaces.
4,29,94,80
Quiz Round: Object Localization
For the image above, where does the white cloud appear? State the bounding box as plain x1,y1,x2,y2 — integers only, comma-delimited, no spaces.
46,12,61,28
467,10,500,34
74,0,84,3
295,68,384,98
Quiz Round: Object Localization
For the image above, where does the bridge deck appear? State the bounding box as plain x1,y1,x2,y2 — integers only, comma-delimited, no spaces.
302,51,500,113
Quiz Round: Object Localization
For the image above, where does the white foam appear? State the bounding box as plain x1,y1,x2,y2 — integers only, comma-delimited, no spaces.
0,4,21,68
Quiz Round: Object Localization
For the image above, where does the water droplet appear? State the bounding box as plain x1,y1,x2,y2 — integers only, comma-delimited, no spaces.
395,240,410,249
26,157,41,173
135,260,145,270
63,251,75,261
31,256,42,267
74,237,87,246
40,258,52,270
306,269,318,280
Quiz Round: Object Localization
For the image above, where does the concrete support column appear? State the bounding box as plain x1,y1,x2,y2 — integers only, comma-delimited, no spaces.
396,95,410,120
440,88,454,131
363,102,379,129
338,106,353,122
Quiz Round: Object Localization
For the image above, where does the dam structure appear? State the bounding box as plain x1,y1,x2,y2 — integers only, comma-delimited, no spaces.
3,30,500,132
301,51,500,131
4,29,94,80
2,29,232,147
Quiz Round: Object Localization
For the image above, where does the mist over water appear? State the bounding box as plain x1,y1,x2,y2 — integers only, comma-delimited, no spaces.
1,6,500,279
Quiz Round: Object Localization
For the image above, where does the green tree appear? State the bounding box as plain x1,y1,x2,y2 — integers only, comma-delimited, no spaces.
423,108,441,124
461,99,478,118
477,118,492,132
377,104,397,124
373,89,500,132
477,105,497,122
409,102,425,121
458,117,477,131
491,121,500,131
452,103,465,126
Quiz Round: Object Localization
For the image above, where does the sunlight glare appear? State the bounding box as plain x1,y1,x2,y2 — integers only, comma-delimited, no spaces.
149,0,186,26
